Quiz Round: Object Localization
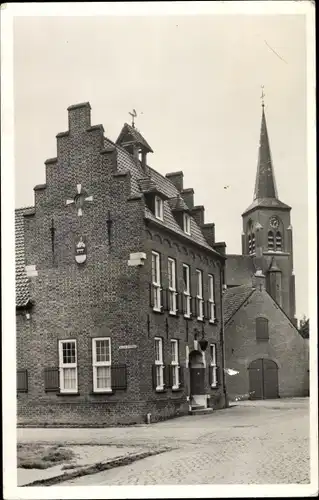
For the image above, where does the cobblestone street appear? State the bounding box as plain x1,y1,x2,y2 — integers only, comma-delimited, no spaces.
19,398,310,486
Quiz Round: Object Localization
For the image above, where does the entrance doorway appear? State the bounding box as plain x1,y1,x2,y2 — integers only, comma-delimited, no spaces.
248,358,279,400
189,350,206,408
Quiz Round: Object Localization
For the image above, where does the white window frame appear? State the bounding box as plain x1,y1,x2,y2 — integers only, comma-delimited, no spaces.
168,258,177,315
154,337,164,391
152,251,162,312
171,339,180,390
154,195,164,221
183,264,191,318
92,337,112,393
183,213,191,235
208,274,216,323
59,339,78,393
210,343,217,388
196,269,204,321
251,233,256,253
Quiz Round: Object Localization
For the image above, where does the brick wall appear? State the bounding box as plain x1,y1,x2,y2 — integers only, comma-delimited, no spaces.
17,103,226,426
224,289,309,401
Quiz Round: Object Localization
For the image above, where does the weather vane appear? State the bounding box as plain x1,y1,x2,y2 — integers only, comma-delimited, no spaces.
261,85,265,107
129,109,137,128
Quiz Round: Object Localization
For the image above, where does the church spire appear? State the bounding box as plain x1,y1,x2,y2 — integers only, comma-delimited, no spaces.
253,95,278,200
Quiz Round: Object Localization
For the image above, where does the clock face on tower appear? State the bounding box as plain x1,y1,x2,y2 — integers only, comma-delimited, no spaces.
269,216,279,229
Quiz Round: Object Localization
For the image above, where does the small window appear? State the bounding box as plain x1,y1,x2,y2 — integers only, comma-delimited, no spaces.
58,340,78,393
154,196,164,221
268,231,274,250
210,344,217,388
183,213,191,235
208,274,216,322
275,231,282,251
196,269,204,321
168,258,177,314
171,339,180,389
256,317,269,341
151,251,161,311
92,338,112,392
248,234,252,254
182,264,191,318
154,337,164,390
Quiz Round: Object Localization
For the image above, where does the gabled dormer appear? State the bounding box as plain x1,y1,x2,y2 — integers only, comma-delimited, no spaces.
168,195,192,235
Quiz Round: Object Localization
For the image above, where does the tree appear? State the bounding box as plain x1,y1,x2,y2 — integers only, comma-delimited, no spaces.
299,315,309,339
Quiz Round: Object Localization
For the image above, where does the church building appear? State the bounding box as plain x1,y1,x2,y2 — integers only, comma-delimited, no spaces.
16,102,228,426
223,102,309,401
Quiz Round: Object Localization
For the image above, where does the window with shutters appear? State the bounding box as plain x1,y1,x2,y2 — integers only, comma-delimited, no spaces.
151,251,162,311
196,269,204,321
183,213,191,235
17,369,28,393
154,337,164,390
182,264,191,318
154,196,164,221
168,258,177,315
268,231,274,250
210,344,217,388
58,340,78,393
171,339,180,390
44,367,59,392
256,317,269,341
92,337,112,392
208,274,216,323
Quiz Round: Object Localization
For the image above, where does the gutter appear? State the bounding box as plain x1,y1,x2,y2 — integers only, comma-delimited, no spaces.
219,263,228,407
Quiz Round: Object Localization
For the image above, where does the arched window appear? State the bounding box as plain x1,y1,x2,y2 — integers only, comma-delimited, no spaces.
251,233,256,253
248,234,252,254
275,231,282,251
268,231,274,250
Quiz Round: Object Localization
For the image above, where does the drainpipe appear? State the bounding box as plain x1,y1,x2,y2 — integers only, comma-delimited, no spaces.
219,262,228,407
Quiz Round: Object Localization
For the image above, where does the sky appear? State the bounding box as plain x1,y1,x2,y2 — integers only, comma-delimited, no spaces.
13,12,309,319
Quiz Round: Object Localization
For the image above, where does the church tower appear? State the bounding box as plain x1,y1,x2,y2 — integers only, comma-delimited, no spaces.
241,97,297,324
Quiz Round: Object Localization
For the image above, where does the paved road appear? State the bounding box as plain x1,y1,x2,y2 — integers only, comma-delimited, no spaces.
18,399,310,485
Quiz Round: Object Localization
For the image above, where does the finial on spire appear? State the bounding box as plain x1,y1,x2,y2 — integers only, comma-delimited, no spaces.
261,85,265,108
129,109,137,128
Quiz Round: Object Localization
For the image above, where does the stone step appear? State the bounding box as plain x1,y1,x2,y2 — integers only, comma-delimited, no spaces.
189,407,214,416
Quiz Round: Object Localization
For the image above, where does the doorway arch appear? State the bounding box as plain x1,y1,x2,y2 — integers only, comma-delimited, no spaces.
248,358,279,400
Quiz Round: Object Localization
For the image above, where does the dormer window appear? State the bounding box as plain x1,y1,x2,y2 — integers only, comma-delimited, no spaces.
183,213,191,235
155,196,164,221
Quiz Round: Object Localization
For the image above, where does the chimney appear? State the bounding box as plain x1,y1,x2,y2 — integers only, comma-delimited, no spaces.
213,241,226,255
165,171,184,192
67,102,91,131
252,269,266,291
191,205,205,227
202,223,215,246
181,188,194,209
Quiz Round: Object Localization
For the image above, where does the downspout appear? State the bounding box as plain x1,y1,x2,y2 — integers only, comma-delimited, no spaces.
219,262,228,408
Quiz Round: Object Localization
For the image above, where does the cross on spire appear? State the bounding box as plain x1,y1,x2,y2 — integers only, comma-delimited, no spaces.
66,184,93,216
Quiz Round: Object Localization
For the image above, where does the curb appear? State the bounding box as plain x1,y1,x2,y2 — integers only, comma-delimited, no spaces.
21,447,171,487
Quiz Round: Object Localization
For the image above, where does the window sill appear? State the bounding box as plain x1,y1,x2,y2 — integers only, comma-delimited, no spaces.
17,390,28,394
169,311,177,316
90,390,114,395
152,307,163,314
209,319,217,325
197,317,204,322
172,387,182,392
184,314,192,320
155,388,166,393
57,392,80,397
210,385,218,389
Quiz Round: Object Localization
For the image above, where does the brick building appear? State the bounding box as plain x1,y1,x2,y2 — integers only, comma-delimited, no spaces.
16,102,227,426
223,102,309,400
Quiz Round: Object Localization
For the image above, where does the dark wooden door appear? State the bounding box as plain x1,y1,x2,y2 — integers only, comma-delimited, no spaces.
190,367,205,395
249,359,263,399
249,358,278,400
263,359,279,399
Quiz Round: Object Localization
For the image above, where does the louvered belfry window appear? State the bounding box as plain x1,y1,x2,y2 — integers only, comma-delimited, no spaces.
256,317,269,341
